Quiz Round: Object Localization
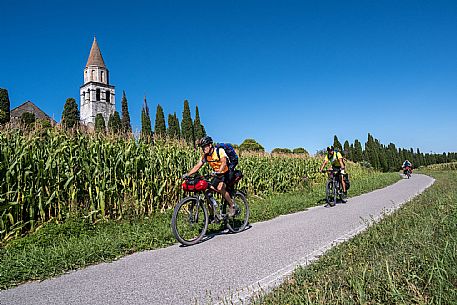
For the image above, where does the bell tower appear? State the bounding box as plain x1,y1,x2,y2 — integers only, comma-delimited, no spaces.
80,37,115,127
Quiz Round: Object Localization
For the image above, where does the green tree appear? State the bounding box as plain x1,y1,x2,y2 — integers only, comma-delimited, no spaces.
272,148,292,154
181,99,194,145
61,98,80,129
108,111,121,134
353,139,363,162
239,139,264,152
121,91,132,133
293,147,309,155
141,97,152,140
333,135,343,152
343,140,351,160
174,112,181,138
21,112,36,127
193,105,206,141
0,88,11,124
95,113,106,133
154,104,166,137
365,133,380,169
167,112,181,139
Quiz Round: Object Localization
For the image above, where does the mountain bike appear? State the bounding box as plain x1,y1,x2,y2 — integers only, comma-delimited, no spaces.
403,166,412,179
323,169,347,207
171,172,249,246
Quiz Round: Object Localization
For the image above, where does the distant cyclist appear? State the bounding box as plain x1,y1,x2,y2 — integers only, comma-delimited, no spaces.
402,160,413,175
183,136,236,217
319,146,347,193
402,160,412,169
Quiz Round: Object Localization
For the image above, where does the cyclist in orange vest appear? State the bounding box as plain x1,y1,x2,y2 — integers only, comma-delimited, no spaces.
183,136,236,217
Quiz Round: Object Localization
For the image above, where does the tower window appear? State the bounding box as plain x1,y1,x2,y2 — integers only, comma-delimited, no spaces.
106,91,110,103
96,89,100,101
101,71,104,82
91,70,95,80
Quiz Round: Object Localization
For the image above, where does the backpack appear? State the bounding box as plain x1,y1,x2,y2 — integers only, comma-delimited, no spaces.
215,143,239,170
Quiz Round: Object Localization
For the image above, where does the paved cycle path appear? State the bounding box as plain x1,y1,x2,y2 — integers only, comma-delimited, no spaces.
0,174,434,305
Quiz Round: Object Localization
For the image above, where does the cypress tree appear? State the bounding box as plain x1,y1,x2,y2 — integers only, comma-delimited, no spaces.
121,91,132,133
193,105,206,141
167,113,181,139
343,140,351,160
61,97,80,129
353,139,363,162
141,97,152,140
154,104,166,137
95,113,106,133
0,88,11,125
181,100,194,145
333,135,343,152
108,111,121,134
377,141,388,172
167,114,175,138
365,133,380,169
174,112,181,138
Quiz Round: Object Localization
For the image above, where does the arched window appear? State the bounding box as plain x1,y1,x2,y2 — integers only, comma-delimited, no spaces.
96,89,100,101
91,70,95,80
106,91,110,103
101,71,104,83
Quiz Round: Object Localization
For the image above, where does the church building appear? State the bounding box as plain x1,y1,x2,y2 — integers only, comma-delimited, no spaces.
80,37,115,127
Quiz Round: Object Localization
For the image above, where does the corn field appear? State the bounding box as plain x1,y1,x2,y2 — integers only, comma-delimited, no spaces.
0,128,366,239
423,162,457,171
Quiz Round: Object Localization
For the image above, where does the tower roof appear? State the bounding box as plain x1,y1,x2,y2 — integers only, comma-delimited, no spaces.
85,37,106,68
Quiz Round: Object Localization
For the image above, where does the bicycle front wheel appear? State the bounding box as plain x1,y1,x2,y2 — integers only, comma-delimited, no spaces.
326,181,337,207
171,196,208,246
226,191,250,233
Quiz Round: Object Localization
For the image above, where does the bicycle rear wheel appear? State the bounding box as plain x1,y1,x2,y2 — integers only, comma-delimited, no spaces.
326,181,337,207
171,196,208,246
226,191,249,233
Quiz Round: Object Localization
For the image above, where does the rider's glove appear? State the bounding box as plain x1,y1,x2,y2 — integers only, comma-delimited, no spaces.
182,174,189,179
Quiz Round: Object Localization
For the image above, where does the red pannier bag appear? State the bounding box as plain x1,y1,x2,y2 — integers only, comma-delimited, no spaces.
182,177,209,192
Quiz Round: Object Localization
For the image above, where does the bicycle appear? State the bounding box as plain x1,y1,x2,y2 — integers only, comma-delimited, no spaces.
171,172,249,246
323,169,347,207
403,166,412,179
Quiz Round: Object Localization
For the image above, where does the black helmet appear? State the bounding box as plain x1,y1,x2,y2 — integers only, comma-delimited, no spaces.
327,146,334,152
198,136,213,147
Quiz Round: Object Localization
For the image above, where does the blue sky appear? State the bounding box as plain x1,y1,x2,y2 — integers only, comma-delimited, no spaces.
1,0,456,154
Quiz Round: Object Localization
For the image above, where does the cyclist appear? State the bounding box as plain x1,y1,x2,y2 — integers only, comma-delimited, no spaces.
402,159,412,169
183,136,236,217
319,146,347,193
402,160,412,174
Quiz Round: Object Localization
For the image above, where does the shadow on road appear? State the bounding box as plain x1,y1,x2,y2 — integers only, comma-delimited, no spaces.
178,224,253,247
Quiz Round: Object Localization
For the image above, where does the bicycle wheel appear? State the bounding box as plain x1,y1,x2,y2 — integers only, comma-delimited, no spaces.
226,191,250,233
326,180,337,207
171,196,208,246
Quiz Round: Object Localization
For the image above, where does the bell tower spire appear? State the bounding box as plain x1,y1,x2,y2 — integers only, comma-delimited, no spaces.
79,37,115,128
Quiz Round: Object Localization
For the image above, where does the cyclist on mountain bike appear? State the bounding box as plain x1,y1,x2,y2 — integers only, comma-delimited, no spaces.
183,136,236,217
319,146,347,193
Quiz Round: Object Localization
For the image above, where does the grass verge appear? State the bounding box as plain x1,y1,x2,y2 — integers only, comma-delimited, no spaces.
0,172,400,289
254,170,457,304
